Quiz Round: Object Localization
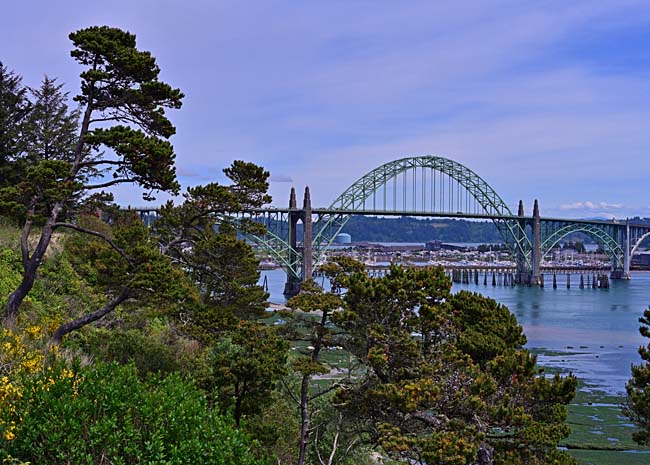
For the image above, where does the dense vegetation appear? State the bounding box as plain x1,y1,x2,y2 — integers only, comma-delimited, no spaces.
0,25,601,465
625,307,650,445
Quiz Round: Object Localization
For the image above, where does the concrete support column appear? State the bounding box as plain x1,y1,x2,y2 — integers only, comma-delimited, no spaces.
532,199,542,285
624,219,631,278
302,187,313,282
612,219,631,280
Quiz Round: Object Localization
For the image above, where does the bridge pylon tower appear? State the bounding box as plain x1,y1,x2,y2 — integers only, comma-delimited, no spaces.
611,218,631,280
283,186,313,296
532,199,542,285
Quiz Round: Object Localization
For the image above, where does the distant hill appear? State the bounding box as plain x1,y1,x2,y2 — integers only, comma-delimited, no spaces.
339,216,502,243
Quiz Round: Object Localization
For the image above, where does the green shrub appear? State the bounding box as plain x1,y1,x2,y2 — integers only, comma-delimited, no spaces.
0,217,21,250
1,361,269,465
0,248,24,309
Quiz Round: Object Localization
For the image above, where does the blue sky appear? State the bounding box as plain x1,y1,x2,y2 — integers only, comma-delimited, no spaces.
3,0,650,218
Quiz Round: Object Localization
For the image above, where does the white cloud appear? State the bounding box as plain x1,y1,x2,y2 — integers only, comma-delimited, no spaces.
559,201,624,211
270,175,294,183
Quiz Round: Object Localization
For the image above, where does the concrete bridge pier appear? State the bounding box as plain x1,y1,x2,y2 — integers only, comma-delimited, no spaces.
515,200,534,285
611,219,631,280
302,187,313,282
532,199,542,286
283,187,314,296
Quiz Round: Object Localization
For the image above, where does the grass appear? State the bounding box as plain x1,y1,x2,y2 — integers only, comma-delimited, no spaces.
568,449,650,465
0,216,21,250
0,216,66,256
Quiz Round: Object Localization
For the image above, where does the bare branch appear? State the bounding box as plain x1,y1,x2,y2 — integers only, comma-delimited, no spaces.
84,178,136,190
327,413,343,465
52,222,134,267
160,234,190,255
407,411,450,429
340,436,360,465
280,377,301,406
78,160,126,168
314,425,325,465
309,382,343,402
50,287,130,344
20,214,33,269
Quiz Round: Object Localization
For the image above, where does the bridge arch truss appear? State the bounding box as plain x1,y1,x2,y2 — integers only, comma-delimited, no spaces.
540,222,624,269
312,156,532,267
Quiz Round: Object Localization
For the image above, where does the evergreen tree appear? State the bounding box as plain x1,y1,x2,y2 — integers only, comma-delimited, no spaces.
280,257,365,465
208,322,288,426
335,265,578,465
625,307,650,444
285,280,348,465
1,26,184,324
0,62,30,186
154,160,272,340
24,76,79,164
52,212,198,343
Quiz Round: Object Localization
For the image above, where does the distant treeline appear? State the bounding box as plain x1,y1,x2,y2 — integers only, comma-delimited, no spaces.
340,216,502,243
340,216,650,245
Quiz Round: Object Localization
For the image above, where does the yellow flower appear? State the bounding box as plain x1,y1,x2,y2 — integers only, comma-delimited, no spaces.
4,429,16,441
24,325,43,339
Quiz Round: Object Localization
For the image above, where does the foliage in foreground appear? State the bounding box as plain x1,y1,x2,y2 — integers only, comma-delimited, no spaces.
335,265,578,465
625,307,650,444
0,360,267,465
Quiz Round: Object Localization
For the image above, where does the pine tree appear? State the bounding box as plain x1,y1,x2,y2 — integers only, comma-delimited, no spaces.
625,307,650,444
208,322,288,426
1,26,184,324
153,160,272,341
51,211,198,343
0,62,30,186
279,256,366,465
24,76,79,164
335,265,578,465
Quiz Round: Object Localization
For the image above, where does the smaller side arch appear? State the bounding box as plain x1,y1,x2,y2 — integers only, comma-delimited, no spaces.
540,223,624,269
631,231,650,257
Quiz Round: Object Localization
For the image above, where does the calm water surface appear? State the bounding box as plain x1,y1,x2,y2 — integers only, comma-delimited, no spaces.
260,269,650,395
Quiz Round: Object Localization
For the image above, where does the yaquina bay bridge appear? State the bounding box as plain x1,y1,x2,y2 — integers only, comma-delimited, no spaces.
135,156,650,295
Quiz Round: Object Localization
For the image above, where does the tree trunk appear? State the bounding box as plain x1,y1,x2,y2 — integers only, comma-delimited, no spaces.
297,309,330,465
5,206,60,324
477,443,494,465
4,78,93,326
50,288,129,344
5,273,36,327
298,374,310,465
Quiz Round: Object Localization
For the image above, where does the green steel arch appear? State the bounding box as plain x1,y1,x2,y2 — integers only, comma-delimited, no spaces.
631,231,650,257
227,215,303,279
243,229,302,279
541,223,624,269
312,156,531,266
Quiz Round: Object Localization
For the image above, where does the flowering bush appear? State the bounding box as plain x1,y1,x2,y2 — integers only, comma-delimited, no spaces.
0,325,53,443
0,360,268,464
